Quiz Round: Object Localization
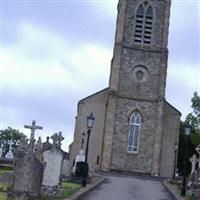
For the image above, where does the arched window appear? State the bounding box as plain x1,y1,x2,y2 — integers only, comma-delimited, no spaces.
127,111,141,153
134,3,154,46
144,6,153,44
134,5,144,44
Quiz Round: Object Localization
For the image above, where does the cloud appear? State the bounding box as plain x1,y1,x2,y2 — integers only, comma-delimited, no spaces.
1,0,200,150
2,22,111,149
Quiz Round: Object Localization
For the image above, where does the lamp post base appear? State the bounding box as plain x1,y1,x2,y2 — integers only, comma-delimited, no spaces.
81,163,89,187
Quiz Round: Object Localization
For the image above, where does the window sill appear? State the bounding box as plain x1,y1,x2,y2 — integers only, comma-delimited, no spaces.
127,151,138,154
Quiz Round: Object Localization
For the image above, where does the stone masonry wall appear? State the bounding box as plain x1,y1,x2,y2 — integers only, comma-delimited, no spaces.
70,89,108,171
111,98,157,174
160,102,181,177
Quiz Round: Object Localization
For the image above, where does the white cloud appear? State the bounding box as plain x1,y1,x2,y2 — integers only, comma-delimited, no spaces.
1,22,112,149
2,22,111,91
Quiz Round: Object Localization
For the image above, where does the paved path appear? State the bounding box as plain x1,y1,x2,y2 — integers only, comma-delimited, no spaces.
80,174,176,200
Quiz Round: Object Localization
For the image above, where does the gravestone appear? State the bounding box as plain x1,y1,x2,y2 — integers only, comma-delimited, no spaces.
72,149,85,175
190,154,198,175
188,168,200,197
196,144,200,168
7,120,44,200
62,159,71,178
41,132,64,198
62,152,70,179
5,141,14,159
42,136,52,152
0,144,3,158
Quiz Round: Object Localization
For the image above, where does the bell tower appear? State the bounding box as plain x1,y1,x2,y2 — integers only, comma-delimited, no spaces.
101,0,172,176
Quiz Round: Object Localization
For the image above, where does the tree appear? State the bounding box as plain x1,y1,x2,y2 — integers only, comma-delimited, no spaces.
0,127,26,156
177,92,200,175
186,92,200,145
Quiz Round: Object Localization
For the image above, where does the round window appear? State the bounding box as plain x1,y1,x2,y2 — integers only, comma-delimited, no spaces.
132,66,149,82
136,71,144,81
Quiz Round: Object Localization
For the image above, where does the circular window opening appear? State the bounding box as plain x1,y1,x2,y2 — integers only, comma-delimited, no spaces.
136,71,144,81
132,65,149,82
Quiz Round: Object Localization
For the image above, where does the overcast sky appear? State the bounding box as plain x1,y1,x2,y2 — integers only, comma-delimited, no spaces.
1,0,200,151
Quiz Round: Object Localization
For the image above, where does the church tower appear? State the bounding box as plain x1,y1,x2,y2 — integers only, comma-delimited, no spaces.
70,0,181,178
101,0,178,176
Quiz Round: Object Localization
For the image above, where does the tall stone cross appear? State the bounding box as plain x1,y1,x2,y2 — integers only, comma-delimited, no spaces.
189,154,198,174
196,144,200,168
51,132,64,149
24,120,43,150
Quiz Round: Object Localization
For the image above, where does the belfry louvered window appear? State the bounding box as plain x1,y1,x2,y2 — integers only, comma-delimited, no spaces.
127,111,141,153
134,5,144,44
134,2,154,46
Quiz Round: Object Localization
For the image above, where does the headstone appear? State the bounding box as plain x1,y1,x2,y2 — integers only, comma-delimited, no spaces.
62,152,70,178
190,154,198,175
41,132,64,198
42,136,52,152
7,120,44,200
5,141,14,159
0,144,3,158
72,149,85,176
196,144,200,168
188,168,200,197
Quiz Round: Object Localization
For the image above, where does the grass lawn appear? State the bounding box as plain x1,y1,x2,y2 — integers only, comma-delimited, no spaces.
0,167,13,177
0,167,82,200
0,192,7,200
41,182,82,200
62,182,82,198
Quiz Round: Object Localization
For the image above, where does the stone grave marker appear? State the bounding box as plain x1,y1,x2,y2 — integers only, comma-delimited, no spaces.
42,136,52,152
5,140,14,159
7,120,44,200
190,154,198,175
62,152,70,178
0,144,3,158
41,132,64,198
196,144,200,168
71,149,86,178
188,168,200,197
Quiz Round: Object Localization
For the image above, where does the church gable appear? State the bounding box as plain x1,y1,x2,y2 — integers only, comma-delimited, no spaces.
70,88,109,170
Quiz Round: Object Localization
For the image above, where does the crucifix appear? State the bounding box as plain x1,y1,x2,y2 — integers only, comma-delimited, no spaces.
189,154,198,175
24,120,43,150
196,144,200,168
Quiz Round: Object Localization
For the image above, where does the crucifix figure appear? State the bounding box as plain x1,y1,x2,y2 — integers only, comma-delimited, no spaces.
196,144,200,168
24,120,43,150
189,154,198,175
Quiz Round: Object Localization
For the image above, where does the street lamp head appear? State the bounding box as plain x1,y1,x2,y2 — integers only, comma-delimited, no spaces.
185,123,192,136
87,112,95,129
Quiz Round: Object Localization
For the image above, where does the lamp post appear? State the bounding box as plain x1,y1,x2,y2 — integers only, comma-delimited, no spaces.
173,142,178,179
181,123,192,196
82,112,95,187
81,132,86,149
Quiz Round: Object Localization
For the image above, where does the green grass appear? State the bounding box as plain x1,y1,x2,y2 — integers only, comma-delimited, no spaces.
0,192,7,200
62,182,82,198
0,182,11,192
0,167,13,177
41,182,82,200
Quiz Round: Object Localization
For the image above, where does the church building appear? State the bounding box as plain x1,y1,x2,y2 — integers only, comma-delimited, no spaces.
70,0,181,178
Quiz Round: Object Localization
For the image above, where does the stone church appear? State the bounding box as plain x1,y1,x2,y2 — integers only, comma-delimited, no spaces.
70,0,181,178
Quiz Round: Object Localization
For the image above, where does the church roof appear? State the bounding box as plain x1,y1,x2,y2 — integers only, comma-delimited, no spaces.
164,100,182,116
78,87,109,104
